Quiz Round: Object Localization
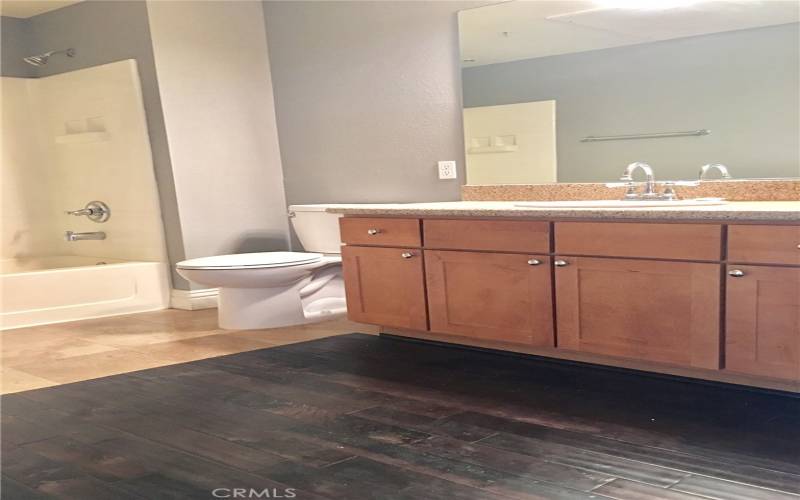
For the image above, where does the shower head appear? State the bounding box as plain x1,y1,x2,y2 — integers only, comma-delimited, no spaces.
23,48,75,66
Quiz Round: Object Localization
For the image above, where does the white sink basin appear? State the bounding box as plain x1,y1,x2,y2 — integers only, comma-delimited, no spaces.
514,198,727,209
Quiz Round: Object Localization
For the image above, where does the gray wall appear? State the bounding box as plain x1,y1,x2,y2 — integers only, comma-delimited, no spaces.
1,2,188,287
147,0,290,283
463,23,800,182
1,16,35,78
263,1,483,211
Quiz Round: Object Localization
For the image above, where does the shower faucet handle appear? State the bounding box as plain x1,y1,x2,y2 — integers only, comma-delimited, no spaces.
66,208,94,216
66,201,110,223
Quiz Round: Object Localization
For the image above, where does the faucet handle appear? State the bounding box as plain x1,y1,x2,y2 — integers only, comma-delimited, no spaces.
65,201,110,222
661,181,677,200
623,182,639,199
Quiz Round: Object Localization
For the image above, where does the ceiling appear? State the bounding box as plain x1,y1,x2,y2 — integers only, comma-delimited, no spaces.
459,0,800,67
1,0,82,18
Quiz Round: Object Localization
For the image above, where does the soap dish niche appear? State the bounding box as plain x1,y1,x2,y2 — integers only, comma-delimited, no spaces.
468,135,519,154
55,116,110,144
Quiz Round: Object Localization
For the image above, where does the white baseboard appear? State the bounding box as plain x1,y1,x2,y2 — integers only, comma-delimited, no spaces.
170,288,218,310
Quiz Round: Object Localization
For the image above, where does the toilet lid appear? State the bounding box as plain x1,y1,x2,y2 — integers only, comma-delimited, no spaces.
176,252,323,270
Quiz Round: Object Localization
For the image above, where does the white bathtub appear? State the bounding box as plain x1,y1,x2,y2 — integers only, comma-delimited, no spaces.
1,256,170,330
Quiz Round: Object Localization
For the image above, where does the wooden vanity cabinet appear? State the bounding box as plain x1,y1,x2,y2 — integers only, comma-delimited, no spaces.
425,250,553,346
725,227,800,381
339,216,799,391
554,257,721,369
341,246,427,330
726,265,800,381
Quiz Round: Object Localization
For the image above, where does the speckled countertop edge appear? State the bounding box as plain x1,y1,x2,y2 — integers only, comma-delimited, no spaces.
325,201,800,222
461,179,800,202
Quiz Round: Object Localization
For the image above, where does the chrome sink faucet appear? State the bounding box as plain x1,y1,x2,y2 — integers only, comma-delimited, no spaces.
65,231,106,241
699,163,731,180
620,162,657,199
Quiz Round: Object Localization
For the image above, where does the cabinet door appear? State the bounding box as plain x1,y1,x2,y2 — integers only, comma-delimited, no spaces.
726,265,800,380
342,246,427,330
555,257,720,369
425,250,554,346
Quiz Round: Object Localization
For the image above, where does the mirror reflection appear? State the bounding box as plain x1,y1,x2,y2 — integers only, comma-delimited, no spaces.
459,1,800,184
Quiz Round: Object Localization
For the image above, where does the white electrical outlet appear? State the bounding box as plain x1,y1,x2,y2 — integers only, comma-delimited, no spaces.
438,160,457,179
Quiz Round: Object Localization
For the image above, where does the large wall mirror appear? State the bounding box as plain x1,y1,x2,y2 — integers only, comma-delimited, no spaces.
459,1,800,184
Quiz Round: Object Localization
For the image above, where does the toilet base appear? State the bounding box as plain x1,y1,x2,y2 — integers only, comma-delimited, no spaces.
217,281,345,330
218,283,305,330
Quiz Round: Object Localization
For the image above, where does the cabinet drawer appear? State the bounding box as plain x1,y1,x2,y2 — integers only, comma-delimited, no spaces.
555,222,722,261
340,217,421,247
424,219,549,253
728,225,800,266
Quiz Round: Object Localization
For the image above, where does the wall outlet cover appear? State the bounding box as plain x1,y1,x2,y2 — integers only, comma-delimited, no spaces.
438,160,457,179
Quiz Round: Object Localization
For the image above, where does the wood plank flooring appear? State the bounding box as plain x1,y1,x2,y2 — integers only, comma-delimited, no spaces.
2,333,799,499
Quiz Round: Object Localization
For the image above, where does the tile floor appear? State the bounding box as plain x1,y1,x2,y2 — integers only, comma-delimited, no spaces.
0,309,378,394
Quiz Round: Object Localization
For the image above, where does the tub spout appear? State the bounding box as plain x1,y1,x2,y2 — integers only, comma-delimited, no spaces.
65,231,106,241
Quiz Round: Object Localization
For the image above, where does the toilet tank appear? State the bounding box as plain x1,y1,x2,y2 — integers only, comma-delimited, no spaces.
288,204,344,254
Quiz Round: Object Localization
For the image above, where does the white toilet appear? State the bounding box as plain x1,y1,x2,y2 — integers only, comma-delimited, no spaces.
176,205,345,330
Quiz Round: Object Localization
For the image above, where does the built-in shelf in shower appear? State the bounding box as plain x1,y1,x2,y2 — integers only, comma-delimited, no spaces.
55,116,109,144
55,131,110,144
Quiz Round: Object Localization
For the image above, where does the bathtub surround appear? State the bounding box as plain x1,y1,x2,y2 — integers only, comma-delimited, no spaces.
1,78,56,258
34,61,168,262
2,62,167,262
462,23,800,182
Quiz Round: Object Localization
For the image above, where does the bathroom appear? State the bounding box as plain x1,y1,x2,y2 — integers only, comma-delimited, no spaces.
1,1,799,499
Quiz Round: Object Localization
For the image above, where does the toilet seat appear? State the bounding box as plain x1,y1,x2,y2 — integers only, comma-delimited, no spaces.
176,252,323,270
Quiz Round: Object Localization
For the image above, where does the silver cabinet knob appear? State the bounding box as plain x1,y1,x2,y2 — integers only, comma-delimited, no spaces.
400,252,414,259
527,258,541,266
796,244,800,249
367,229,380,235
729,269,745,277
554,260,569,267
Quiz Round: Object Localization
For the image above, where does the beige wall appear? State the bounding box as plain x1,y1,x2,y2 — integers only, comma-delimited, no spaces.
147,1,290,287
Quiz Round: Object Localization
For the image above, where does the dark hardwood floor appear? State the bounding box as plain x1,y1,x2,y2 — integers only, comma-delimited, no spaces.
2,333,799,499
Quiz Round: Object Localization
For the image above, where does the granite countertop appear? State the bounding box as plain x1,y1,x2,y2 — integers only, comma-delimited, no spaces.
324,201,800,222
